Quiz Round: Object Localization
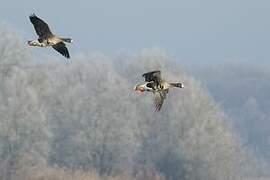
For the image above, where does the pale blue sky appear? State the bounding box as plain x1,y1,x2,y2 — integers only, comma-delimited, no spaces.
1,0,270,64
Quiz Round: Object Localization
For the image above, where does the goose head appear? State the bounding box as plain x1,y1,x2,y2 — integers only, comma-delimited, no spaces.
134,84,146,92
134,82,157,92
27,40,46,47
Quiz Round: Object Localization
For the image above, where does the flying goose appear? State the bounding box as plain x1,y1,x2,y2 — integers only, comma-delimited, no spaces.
134,70,184,111
28,14,72,59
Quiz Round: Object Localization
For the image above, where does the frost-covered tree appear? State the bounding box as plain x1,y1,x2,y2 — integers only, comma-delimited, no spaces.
42,57,138,175
0,25,266,180
0,27,49,180
114,49,257,180
194,64,270,163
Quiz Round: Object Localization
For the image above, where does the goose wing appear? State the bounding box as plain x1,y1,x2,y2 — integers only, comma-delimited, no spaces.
52,42,70,59
29,14,53,39
146,81,158,91
142,70,161,83
153,90,168,112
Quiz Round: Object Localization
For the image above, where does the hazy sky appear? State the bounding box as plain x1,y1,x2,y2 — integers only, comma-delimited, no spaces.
1,0,270,64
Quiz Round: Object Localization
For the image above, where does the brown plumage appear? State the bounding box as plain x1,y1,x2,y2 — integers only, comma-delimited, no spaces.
28,14,72,59
143,70,161,84
134,70,184,112
153,90,168,112
30,14,53,39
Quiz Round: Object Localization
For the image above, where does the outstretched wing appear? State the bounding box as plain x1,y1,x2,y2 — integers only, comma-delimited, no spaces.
153,90,168,112
29,14,53,38
52,42,70,59
142,70,161,83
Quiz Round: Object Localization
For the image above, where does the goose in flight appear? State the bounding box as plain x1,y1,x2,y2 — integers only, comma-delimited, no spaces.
134,70,184,111
28,14,72,59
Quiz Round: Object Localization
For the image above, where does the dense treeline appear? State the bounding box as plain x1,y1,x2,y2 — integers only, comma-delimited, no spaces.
0,27,266,179
193,64,270,163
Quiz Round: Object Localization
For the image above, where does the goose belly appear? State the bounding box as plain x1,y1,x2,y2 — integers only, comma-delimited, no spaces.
47,36,62,46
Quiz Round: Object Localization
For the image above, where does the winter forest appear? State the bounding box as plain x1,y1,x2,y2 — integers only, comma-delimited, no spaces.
0,26,269,180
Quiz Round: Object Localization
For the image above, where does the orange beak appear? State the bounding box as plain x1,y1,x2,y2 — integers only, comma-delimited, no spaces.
134,86,145,92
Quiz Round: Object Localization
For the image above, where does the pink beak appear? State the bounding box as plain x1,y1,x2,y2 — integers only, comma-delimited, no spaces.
134,86,145,92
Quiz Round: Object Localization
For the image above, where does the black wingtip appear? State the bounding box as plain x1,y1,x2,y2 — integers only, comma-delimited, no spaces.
65,51,70,59
61,53,70,59
29,13,37,18
142,70,161,79
59,53,70,59
64,53,70,59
